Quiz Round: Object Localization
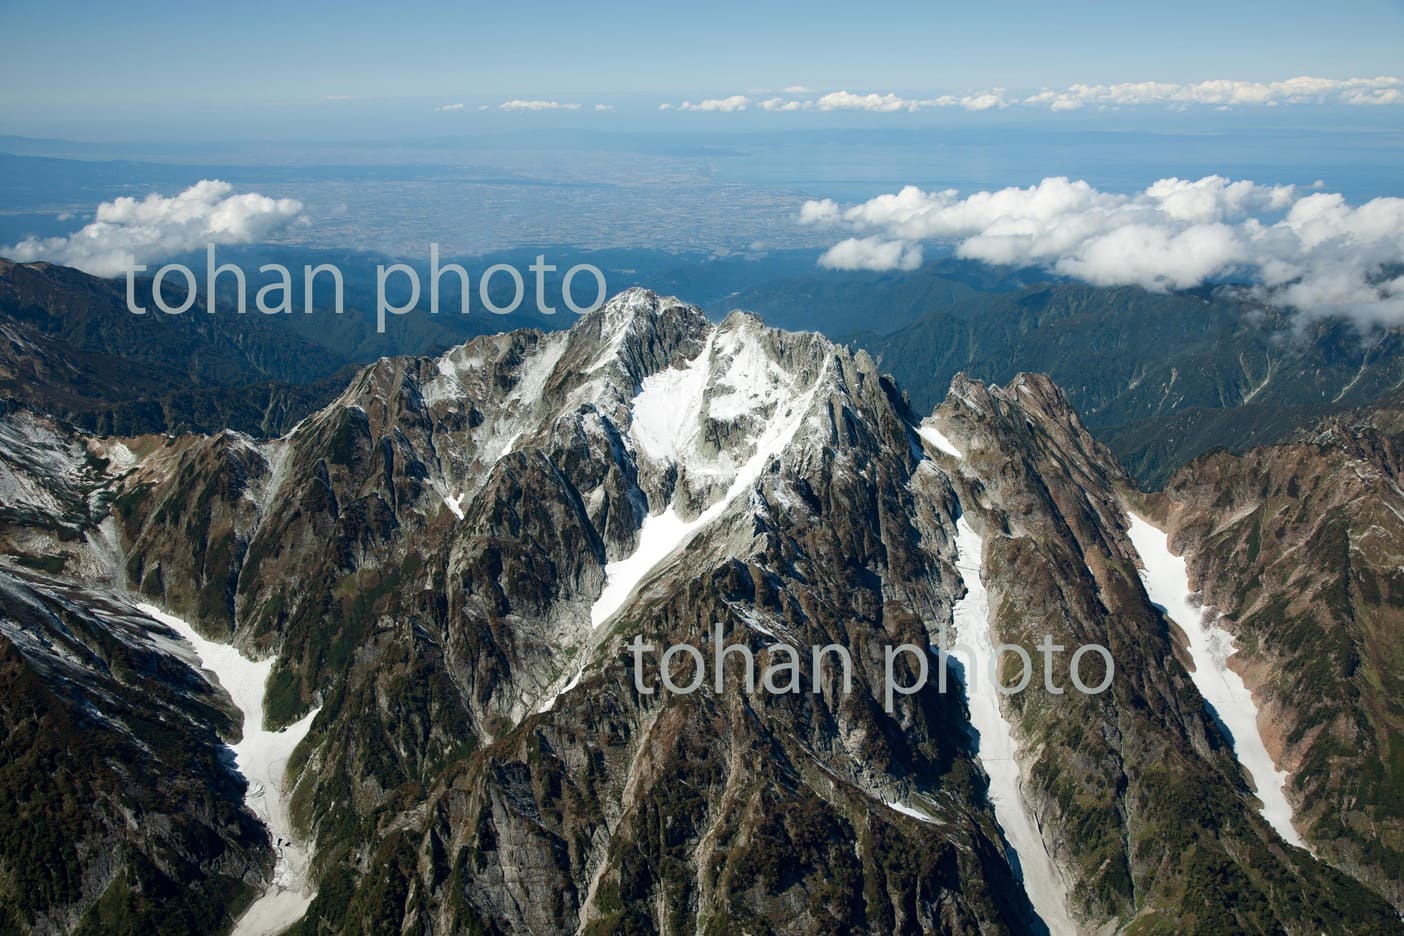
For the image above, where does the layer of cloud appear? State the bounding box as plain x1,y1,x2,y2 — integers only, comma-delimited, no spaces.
662,95,752,112
499,99,581,112
817,90,1010,112
594,103,616,112
666,75,1402,115
1,180,304,278
803,176,1404,325
434,102,465,112
1023,75,1403,111
818,91,913,112
699,90,1007,113
761,97,812,112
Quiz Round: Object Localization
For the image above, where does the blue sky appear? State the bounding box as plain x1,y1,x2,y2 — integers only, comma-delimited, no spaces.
1,0,1402,325
2,0,1402,138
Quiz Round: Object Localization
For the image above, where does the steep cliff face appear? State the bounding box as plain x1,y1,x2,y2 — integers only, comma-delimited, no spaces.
0,258,352,439
4,288,1403,933
0,567,271,935
1153,396,1404,910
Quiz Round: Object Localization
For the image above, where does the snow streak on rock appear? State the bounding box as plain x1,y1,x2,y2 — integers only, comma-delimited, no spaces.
1123,513,1305,849
917,422,963,459
952,516,1079,936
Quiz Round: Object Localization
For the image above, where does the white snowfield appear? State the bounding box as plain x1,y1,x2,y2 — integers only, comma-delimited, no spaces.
952,517,1080,936
590,326,826,631
442,491,467,520
1123,513,1305,849
137,604,320,935
917,423,963,459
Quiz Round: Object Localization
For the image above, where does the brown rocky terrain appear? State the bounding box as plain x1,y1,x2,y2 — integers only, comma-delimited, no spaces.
1152,393,1404,910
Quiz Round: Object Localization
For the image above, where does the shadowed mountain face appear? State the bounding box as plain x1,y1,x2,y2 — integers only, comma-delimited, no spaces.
0,566,270,935
0,288,1401,933
0,258,356,439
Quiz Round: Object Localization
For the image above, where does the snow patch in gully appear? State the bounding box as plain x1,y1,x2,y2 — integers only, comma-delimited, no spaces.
138,604,320,936
1123,513,1305,849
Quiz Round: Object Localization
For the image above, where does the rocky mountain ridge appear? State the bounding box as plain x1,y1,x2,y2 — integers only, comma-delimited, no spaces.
0,288,1400,933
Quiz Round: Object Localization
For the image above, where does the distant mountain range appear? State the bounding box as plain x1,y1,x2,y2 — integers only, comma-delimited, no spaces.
0,284,1400,932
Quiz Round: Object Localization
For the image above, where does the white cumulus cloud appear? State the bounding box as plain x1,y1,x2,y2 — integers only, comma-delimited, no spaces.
958,92,1008,112
754,89,1012,113
667,76,1402,116
1022,75,1403,111
817,91,915,112
677,95,751,112
499,99,581,111
2,180,304,278
801,176,1404,324
818,237,924,272
761,97,813,112
434,102,465,112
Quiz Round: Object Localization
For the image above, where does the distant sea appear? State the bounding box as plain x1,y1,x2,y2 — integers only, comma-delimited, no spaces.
1,113,1400,258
